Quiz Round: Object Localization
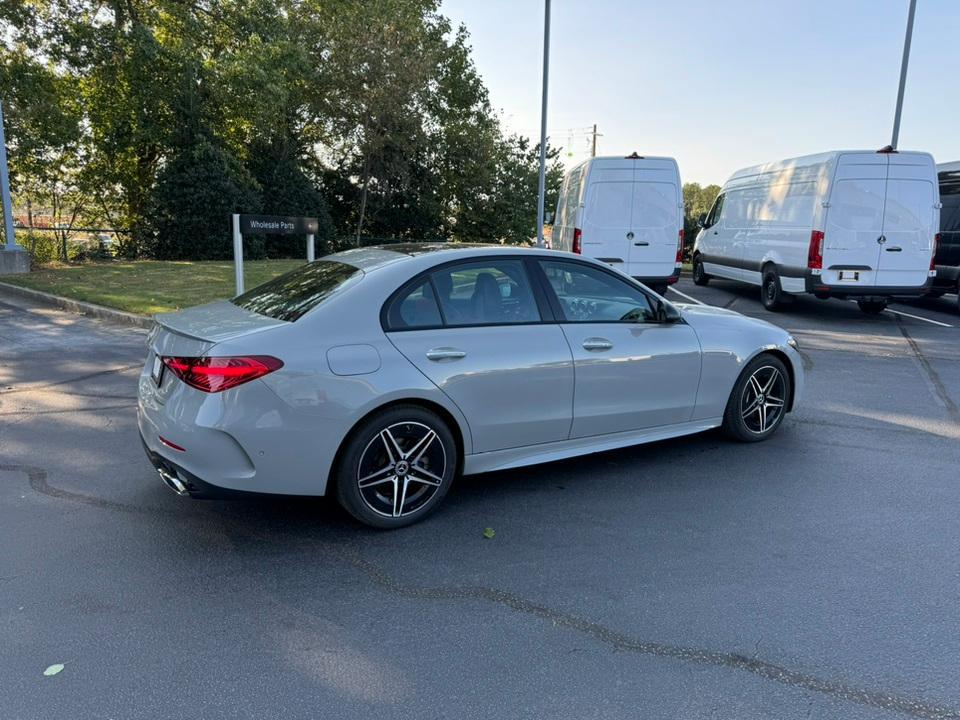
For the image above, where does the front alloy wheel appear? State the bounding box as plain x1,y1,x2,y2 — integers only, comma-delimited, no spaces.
723,354,791,442
336,406,456,528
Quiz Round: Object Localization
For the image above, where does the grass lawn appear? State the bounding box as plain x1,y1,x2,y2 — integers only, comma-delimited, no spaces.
0,259,306,315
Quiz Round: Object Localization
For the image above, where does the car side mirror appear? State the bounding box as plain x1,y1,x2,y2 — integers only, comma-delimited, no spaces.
657,298,682,324
697,213,707,229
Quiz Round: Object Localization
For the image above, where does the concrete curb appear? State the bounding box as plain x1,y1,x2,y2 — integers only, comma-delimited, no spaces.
0,281,153,329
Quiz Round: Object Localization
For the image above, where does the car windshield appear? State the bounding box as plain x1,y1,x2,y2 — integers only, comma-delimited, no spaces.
231,260,362,322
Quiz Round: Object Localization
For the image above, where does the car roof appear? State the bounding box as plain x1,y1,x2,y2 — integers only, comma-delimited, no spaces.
328,242,584,274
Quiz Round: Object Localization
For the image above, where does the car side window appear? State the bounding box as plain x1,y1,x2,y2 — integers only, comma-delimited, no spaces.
541,261,657,323
704,193,725,228
386,280,443,329
431,260,541,327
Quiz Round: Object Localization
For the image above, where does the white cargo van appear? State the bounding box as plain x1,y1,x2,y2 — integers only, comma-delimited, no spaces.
692,149,940,313
552,154,684,295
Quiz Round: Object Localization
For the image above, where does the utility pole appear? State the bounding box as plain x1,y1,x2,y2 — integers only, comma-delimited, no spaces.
535,0,551,248
591,124,600,158
891,0,917,149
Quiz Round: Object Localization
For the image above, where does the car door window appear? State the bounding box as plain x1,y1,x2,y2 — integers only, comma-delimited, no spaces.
431,260,541,326
541,261,657,323
386,280,443,329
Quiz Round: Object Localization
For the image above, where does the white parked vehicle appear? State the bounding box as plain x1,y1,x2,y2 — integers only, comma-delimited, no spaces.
552,154,684,295
692,149,940,313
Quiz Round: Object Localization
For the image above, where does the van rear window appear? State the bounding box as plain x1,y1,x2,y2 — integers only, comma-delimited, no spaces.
231,260,361,322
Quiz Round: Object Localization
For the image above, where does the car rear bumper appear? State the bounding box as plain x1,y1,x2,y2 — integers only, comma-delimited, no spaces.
804,274,934,298
932,265,959,291
140,434,254,499
633,268,681,287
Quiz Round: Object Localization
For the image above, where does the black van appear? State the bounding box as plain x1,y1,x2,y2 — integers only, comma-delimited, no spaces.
932,163,960,310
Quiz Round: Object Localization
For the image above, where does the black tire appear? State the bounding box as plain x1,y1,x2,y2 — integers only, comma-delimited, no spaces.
651,283,668,296
692,255,710,286
722,354,791,442
761,268,785,311
335,405,457,529
857,299,887,315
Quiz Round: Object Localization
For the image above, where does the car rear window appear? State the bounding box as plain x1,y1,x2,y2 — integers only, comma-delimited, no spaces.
231,260,361,322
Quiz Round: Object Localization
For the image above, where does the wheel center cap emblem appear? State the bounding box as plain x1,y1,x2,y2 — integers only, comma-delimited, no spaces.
395,460,410,476
758,394,765,403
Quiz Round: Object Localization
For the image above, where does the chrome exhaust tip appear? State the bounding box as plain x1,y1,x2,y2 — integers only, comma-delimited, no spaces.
157,467,189,496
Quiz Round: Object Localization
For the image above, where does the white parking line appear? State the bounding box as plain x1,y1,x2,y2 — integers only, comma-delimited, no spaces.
846,300,954,328
667,287,707,305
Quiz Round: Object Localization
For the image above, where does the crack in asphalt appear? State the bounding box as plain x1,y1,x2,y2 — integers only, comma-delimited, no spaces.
328,545,960,720
0,364,141,395
6,463,958,720
0,404,133,417
896,319,960,425
0,463,160,515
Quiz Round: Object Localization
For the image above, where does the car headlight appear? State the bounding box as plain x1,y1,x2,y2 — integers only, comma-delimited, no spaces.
786,336,799,350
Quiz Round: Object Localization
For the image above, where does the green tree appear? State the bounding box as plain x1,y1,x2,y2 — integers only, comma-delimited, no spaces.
682,182,721,249
148,137,261,260
456,136,564,245
247,136,333,256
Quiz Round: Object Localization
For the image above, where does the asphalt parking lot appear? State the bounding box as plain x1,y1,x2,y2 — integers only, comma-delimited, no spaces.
2,279,959,720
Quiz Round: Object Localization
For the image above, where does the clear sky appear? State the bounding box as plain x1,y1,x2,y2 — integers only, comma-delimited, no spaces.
440,0,960,186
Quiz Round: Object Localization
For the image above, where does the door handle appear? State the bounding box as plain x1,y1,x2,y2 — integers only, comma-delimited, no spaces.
633,241,649,246
426,348,466,361
582,338,613,351
885,246,902,252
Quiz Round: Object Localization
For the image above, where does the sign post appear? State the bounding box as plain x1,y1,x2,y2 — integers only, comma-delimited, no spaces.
232,213,244,294
231,214,319,296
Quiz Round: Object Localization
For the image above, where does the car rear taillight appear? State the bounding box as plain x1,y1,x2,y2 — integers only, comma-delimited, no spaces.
931,233,940,273
676,229,684,265
161,355,283,393
807,230,824,271
572,228,582,254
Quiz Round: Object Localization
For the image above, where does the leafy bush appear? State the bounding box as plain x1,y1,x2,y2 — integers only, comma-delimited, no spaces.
23,232,58,265
146,138,262,260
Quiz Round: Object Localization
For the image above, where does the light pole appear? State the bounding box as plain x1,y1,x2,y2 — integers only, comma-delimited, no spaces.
891,0,917,149
536,0,551,248
0,101,21,251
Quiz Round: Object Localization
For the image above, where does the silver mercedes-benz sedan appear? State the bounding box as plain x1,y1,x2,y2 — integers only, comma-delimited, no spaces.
138,244,803,528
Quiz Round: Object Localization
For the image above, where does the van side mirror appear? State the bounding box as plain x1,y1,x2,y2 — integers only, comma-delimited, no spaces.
697,213,707,229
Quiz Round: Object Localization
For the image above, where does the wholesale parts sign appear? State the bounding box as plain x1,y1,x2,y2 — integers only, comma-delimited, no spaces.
239,214,319,235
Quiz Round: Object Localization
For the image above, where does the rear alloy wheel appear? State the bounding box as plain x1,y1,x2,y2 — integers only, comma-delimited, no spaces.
335,405,456,528
722,354,791,442
761,270,785,311
857,299,887,315
692,255,710,286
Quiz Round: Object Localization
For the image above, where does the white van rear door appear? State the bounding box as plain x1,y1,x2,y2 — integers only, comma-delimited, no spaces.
581,175,633,267
627,182,679,280
878,159,936,288
823,155,888,287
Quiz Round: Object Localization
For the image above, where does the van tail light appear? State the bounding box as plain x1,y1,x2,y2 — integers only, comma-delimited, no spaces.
161,355,283,393
807,230,824,272
675,229,685,265
572,228,582,254
930,233,940,275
